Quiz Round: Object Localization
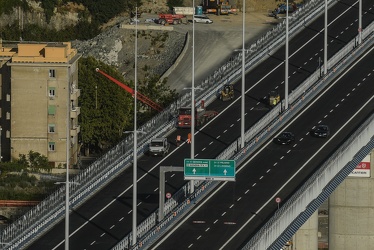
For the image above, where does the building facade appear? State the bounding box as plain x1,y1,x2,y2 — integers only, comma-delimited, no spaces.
0,40,81,168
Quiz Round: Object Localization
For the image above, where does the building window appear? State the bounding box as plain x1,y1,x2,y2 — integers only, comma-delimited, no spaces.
48,124,55,133
48,142,55,151
48,87,56,98
48,105,56,115
49,69,56,78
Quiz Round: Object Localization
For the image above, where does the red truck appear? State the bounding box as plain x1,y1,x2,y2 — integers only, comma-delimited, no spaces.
177,107,218,128
158,14,185,25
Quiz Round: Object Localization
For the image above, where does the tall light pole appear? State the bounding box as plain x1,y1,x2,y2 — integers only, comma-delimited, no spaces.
324,0,328,74
132,6,138,246
241,0,246,148
190,0,196,194
358,0,362,44
285,0,289,110
65,66,71,250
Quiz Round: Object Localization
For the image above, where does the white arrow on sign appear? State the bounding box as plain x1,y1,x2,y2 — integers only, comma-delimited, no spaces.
193,168,196,174
223,169,227,175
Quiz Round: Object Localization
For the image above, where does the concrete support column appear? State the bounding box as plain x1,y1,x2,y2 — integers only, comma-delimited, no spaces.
329,152,374,250
293,211,319,250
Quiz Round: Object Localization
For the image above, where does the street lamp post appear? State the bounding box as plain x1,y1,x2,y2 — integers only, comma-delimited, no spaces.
132,6,139,246
191,0,196,194
324,0,328,74
241,0,246,149
285,0,289,110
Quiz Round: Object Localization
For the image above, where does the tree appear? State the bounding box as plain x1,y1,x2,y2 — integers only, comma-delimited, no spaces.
78,57,133,153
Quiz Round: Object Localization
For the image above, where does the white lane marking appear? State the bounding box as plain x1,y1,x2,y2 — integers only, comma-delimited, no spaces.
110,225,115,229
205,227,210,232
216,135,221,139
154,187,158,192
237,118,241,122
252,183,256,187
197,235,202,240
280,156,284,160
229,204,234,209
287,150,291,154
146,7,367,250
293,144,297,148
100,233,105,237
171,174,175,178
259,176,264,180
299,138,303,142
237,197,242,201
220,47,374,250
202,147,206,151
267,169,271,173
245,189,250,194
230,124,234,128
188,244,193,248
223,129,227,133
324,115,328,118
119,217,124,222
214,219,218,224
335,103,339,107
90,241,95,246
221,212,226,216
128,210,132,214
209,141,213,145
273,162,278,166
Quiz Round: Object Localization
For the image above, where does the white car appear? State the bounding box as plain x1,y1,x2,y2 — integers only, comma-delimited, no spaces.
193,15,213,24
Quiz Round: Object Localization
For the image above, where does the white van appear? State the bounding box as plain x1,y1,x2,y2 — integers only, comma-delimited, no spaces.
193,15,213,24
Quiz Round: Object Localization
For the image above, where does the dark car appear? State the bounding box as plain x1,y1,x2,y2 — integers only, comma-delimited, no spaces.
311,125,330,138
274,132,295,145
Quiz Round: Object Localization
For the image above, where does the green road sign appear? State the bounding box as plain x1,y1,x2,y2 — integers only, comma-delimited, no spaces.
184,159,236,181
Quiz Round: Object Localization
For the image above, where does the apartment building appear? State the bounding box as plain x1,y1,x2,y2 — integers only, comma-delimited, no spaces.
0,39,81,168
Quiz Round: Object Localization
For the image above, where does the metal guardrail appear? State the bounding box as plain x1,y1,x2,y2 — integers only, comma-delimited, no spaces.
117,9,374,250
0,0,341,249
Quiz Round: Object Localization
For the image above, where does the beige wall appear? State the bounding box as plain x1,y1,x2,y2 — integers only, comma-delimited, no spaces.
329,152,374,250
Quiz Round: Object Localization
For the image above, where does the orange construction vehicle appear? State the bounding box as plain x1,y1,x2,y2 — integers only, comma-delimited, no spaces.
158,14,185,25
95,68,163,112
177,103,218,128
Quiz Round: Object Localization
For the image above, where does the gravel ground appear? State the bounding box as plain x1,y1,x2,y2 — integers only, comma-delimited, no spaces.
72,12,279,93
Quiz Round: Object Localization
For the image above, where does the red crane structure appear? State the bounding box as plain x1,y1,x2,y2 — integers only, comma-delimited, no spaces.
95,68,163,112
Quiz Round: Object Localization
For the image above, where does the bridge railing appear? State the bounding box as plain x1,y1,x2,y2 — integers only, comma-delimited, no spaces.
0,0,340,248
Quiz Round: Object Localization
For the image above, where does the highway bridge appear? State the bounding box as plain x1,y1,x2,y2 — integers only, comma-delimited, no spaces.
1,0,373,249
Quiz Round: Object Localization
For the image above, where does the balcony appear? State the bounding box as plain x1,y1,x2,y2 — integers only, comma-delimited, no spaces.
70,125,80,137
70,106,81,119
70,88,81,100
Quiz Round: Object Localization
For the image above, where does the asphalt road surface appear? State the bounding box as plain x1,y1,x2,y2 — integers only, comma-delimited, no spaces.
27,0,374,249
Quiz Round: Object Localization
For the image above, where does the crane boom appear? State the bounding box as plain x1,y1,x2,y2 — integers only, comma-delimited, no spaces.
95,68,163,112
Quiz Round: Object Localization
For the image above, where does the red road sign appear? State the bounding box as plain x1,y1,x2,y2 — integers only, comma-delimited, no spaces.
166,192,172,199
275,197,281,203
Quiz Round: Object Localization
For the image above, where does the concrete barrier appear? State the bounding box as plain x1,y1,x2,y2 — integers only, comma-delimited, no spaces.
120,24,174,31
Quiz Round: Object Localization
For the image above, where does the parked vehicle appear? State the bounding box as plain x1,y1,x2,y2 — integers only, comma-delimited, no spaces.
274,132,295,145
149,138,170,156
194,15,213,24
311,125,330,138
158,14,185,25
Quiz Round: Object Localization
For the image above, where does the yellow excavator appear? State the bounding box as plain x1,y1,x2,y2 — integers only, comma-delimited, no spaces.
219,84,234,101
